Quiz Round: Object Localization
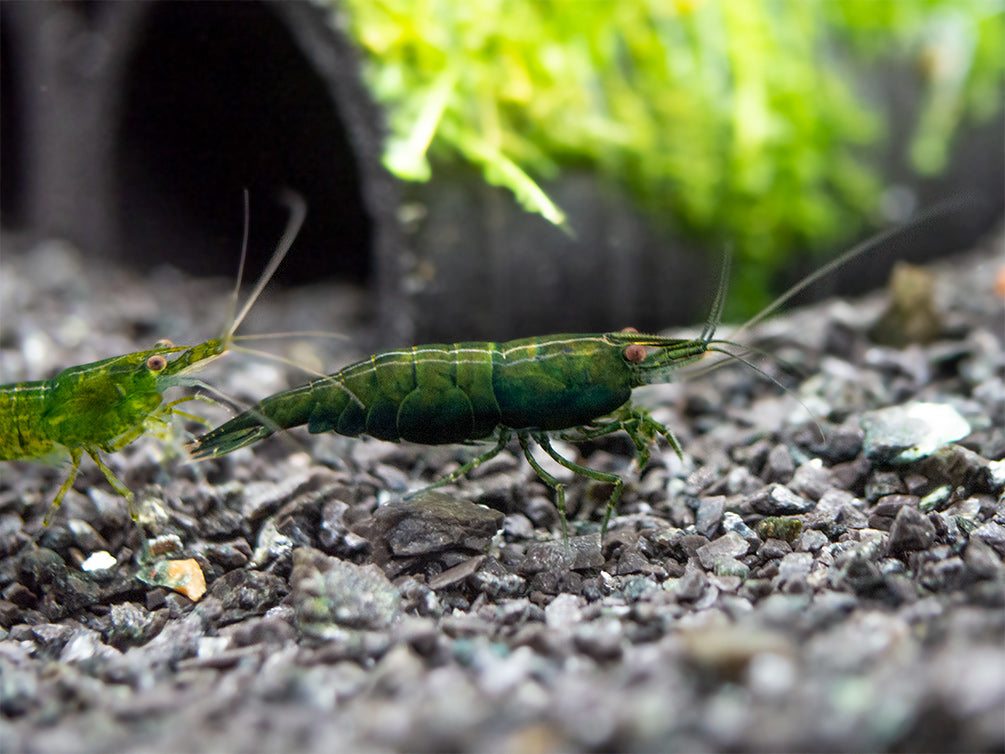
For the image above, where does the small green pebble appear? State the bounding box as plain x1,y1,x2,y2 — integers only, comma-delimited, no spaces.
756,517,803,543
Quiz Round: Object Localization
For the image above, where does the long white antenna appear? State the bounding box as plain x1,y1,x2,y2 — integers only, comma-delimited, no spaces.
728,196,970,343
227,189,307,340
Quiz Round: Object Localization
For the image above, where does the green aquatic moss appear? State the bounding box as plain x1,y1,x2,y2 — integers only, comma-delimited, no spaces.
336,0,1004,313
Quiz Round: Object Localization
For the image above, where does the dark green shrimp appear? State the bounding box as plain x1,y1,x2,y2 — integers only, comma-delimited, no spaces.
190,258,732,537
190,200,966,536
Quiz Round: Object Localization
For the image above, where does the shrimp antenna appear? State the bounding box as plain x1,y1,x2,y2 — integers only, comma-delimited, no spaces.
227,189,308,341
704,342,826,441
232,331,351,343
222,189,252,340
728,195,970,344
227,343,344,383
700,247,732,344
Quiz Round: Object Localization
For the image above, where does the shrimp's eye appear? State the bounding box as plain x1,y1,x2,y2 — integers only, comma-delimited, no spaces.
147,355,167,372
620,328,645,363
624,344,647,363
154,339,174,349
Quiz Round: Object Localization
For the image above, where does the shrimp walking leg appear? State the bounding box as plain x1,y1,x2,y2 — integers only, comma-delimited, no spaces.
563,404,683,469
534,433,625,536
44,450,85,526
517,434,570,541
405,429,513,500
158,394,226,429
42,449,132,525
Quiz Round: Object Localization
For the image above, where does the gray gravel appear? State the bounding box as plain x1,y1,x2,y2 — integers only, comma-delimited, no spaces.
1,229,1003,753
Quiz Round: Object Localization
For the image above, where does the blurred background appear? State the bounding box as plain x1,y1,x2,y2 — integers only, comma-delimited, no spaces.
1,0,1002,344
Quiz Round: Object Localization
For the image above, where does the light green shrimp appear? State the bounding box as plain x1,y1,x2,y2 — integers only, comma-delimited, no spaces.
1,191,306,524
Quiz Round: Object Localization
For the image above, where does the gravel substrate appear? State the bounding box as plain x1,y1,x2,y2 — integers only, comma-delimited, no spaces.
1,230,1003,752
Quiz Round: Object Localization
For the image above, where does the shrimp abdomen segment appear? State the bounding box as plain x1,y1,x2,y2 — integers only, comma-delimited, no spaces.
308,343,502,444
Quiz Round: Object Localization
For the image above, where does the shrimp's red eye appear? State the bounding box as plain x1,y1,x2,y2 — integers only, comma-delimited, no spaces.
624,344,647,363
153,339,174,349
620,328,645,363
147,355,167,372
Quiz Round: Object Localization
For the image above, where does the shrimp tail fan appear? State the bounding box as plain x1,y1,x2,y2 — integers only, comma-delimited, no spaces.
189,413,273,459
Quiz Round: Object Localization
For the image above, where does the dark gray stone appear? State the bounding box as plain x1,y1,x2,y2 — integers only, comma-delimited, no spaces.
696,531,751,571
520,534,604,574
789,460,834,501
763,444,795,484
749,485,815,515
354,493,504,566
695,496,726,538
887,506,937,557
291,548,400,640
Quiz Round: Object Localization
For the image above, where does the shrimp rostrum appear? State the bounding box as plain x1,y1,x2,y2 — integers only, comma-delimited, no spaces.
2,191,306,524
